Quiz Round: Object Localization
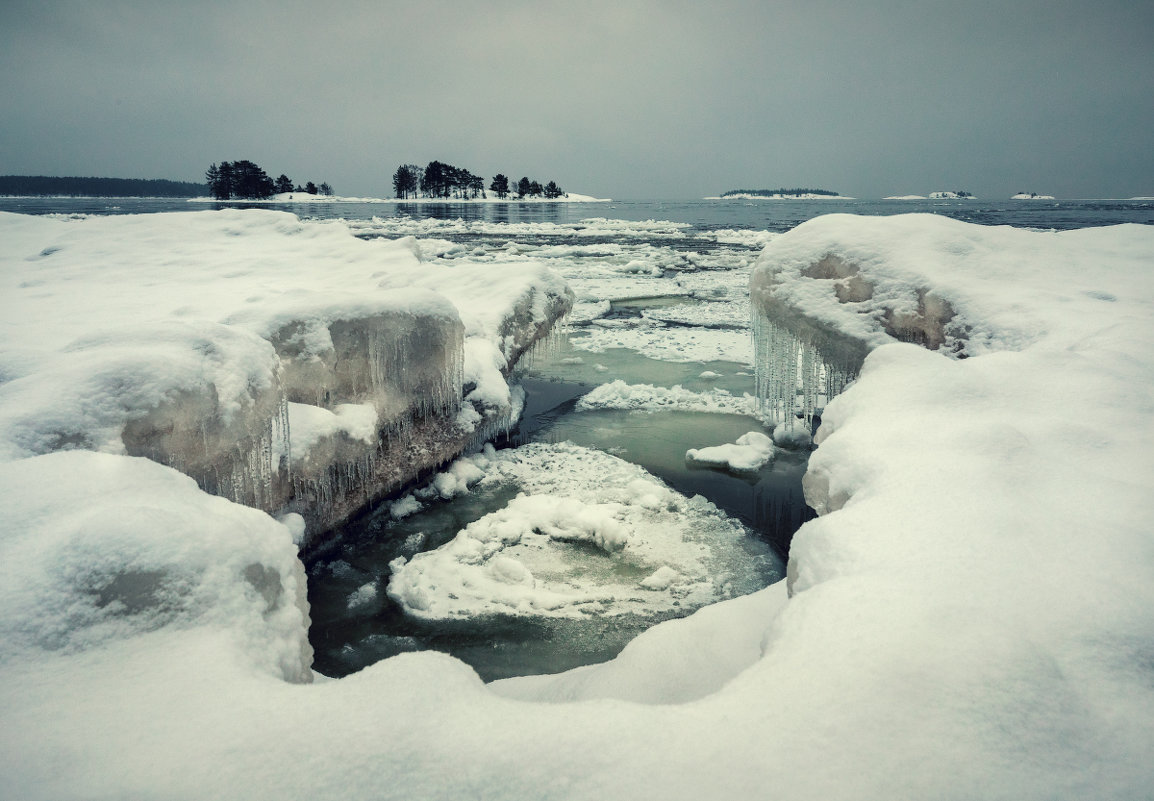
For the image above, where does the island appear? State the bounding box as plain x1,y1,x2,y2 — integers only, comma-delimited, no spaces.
1011,192,1055,199
710,188,852,200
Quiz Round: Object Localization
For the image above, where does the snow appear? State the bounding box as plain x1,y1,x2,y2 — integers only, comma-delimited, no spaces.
3,211,1154,799
686,431,775,472
1011,192,1056,199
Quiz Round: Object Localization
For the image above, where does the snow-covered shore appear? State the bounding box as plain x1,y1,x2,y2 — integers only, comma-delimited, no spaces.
0,209,571,535
2,211,1153,799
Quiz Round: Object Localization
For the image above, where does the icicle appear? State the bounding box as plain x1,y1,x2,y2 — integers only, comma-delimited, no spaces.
751,305,863,429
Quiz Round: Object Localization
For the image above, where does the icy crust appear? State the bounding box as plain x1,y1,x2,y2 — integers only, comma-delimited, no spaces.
0,210,572,534
387,442,778,620
749,213,1154,423
0,451,312,683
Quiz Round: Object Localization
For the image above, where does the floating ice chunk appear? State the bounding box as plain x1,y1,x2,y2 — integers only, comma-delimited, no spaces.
686,431,775,472
699,370,721,379
772,422,813,449
578,380,769,422
347,582,378,609
640,566,681,590
389,494,422,520
386,442,779,621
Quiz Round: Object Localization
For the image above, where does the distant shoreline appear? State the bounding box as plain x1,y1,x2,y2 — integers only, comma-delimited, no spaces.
186,192,611,204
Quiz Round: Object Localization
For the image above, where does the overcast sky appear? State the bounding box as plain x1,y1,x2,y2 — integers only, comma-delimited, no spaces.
2,0,1151,199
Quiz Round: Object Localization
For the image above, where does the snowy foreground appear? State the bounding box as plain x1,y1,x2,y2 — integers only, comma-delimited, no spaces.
3,212,1154,799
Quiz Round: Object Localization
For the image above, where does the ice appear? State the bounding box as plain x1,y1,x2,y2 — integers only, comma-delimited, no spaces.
0,210,571,536
387,442,779,621
686,431,775,472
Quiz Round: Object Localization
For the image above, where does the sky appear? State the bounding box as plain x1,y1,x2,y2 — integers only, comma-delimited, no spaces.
1,0,1152,200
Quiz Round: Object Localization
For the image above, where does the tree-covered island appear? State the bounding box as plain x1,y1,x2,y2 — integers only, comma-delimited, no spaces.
720,188,841,198
392,161,565,200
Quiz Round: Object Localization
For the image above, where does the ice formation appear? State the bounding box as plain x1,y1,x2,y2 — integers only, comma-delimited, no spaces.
387,442,779,620
0,210,572,538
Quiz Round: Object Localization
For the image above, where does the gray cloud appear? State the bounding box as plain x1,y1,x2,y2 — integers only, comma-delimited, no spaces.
2,0,1151,199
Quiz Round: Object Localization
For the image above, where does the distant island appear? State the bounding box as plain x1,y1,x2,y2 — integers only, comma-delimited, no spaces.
0,175,206,197
713,188,850,200
1011,192,1055,200
929,190,975,199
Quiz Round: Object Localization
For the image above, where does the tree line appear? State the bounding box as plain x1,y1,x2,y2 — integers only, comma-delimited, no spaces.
0,175,206,197
392,161,564,200
205,160,332,200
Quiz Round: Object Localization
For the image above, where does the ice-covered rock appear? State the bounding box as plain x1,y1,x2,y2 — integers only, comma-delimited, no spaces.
0,210,572,538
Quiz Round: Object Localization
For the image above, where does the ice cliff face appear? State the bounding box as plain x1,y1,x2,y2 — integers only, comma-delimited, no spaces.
0,210,573,541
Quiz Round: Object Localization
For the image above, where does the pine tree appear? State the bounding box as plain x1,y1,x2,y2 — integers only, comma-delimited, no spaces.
489,173,510,199
517,176,531,198
275,174,293,194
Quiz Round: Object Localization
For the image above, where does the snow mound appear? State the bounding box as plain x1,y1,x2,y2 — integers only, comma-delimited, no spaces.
0,451,312,682
686,431,774,472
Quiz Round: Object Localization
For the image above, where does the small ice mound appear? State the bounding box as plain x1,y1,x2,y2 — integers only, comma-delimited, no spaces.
698,370,721,380
561,356,584,365
686,431,774,473
639,566,681,590
277,512,307,546
389,494,422,520
347,582,378,609
386,443,779,622
771,423,813,449
594,363,609,373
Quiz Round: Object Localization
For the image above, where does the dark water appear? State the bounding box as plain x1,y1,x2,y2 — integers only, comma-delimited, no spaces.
3,195,1150,232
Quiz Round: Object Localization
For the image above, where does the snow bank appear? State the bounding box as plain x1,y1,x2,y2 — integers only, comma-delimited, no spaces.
0,210,572,534
750,213,1152,422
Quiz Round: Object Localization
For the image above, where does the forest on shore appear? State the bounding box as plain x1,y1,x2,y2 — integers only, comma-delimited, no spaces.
0,175,206,197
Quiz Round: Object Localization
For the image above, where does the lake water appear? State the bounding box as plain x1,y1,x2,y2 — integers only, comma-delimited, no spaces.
7,195,1148,681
